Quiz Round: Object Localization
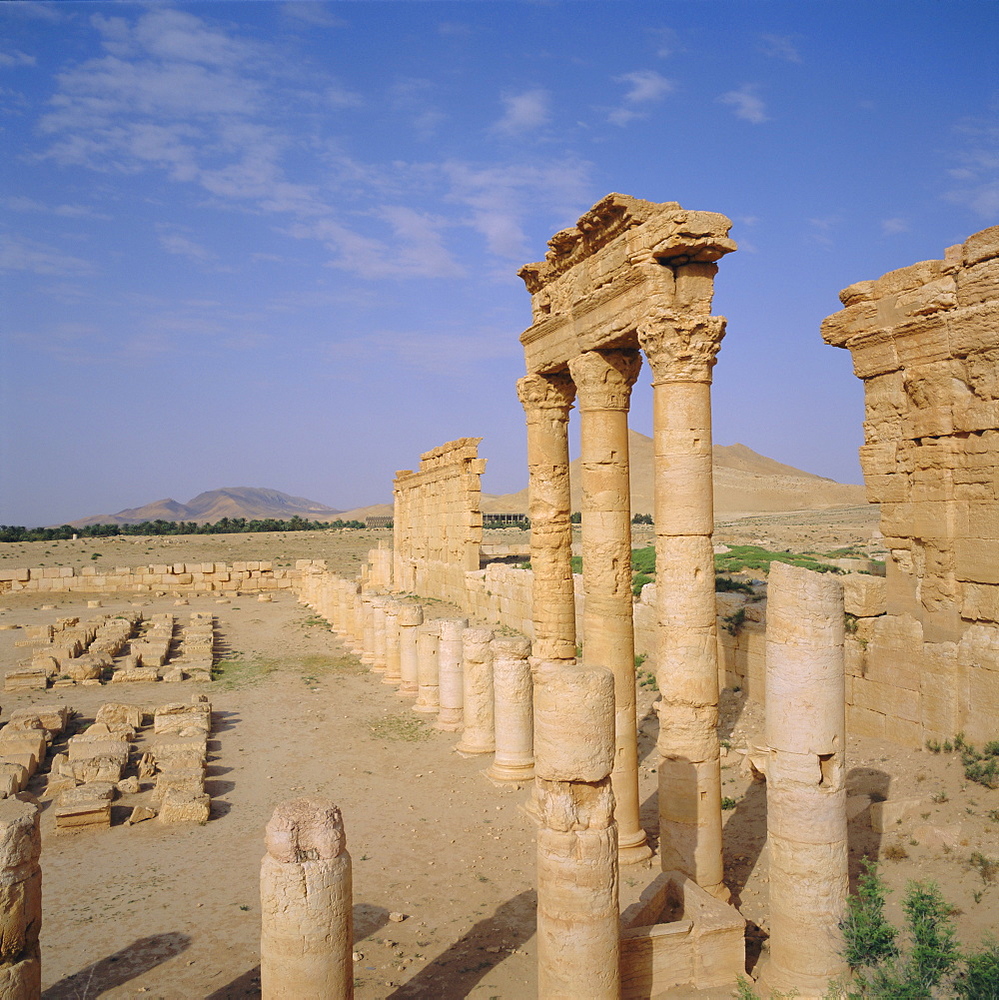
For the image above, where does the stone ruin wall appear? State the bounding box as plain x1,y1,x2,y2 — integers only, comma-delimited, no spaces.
822,223,999,746
0,560,304,597
392,438,485,609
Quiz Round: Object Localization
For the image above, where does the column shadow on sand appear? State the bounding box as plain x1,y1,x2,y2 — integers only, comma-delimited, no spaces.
386,888,537,999
42,932,191,999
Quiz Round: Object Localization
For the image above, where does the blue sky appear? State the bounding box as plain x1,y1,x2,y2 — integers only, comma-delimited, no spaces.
2,1,998,526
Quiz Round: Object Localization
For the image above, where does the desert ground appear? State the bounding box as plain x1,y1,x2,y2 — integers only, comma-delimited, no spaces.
0,513,996,999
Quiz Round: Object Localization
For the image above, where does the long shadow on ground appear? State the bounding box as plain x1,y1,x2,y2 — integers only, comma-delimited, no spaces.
386,888,537,999
42,932,191,999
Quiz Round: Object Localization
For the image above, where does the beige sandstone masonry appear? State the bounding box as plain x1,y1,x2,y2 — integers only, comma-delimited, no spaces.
260,798,353,1000
822,224,999,745
763,563,849,998
533,662,619,1000
393,439,486,607
396,604,423,699
413,621,441,715
519,193,735,885
0,797,41,999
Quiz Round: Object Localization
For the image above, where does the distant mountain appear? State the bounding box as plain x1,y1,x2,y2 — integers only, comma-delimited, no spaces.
482,433,866,516
69,487,344,527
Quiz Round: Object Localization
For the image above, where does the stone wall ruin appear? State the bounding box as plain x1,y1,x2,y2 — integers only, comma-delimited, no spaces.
392,438,486,608
823,224,999,745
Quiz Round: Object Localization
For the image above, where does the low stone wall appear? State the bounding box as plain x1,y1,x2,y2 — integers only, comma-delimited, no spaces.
0,560,313,596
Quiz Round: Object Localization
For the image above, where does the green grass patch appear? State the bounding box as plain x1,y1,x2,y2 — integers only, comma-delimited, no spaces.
368,714,432,742
714,544,844,575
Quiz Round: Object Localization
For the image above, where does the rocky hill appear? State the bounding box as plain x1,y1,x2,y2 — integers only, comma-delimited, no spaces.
70,488,344,527
482,432,866,516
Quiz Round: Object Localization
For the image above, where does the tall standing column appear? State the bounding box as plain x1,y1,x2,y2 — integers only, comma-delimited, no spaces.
638,307,728,899
455,627,495,755
517,373,577,663
534,662,619,1000
569,348,651,865
397,604,423,699
0,797,41,998
260,798,353,1000
370,597,389,674
359,594,377,665
435,617,468,731
764,563,849,998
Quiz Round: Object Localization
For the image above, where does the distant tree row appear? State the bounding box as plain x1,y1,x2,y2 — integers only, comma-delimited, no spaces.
0,516,368,543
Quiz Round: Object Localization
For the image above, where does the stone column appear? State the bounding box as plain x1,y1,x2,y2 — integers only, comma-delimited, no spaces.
260,798,353,1000
517,373,577,663
486,635,535,784
397,604,423,699
638,307,728,899
413,621,441,715
0,797,41,998
382,600,402,686
455,627,495,756
435,617,468,731
569,347,651,866
370,597,389,674
534,662,619,1000
764,563,849,998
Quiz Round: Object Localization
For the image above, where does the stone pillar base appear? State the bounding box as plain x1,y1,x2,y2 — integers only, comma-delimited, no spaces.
484,762,535,786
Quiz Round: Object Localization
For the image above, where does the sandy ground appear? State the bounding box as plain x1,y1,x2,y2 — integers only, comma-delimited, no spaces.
0,512,995,999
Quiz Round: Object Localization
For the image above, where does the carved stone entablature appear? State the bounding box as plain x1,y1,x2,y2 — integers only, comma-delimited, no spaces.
518,194,735,374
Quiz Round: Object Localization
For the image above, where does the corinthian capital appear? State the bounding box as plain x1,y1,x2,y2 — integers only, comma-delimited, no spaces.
567,349,642,411
517,371,576,418
637,309,726,384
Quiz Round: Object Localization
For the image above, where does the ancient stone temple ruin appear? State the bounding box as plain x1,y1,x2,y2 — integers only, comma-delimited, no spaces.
517,193,736,888
392,438,486,606
823,224,999,746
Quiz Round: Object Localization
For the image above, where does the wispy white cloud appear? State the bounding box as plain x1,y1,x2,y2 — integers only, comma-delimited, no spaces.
390,78,446,139
2,2,61,22
491,89,550,136
807,215,841,248
280,3,346,29
881,217,910,235
608,70,674,126
3,196,110,219
0,50,36,68
759,34,802,63
647,27,680,59
0,233,96,275
442,159,592,260
945,116,999,219
719,84,769,124
330,327,519,377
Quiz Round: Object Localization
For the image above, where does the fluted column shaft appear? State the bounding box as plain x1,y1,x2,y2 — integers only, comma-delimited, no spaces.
639,307,727,898
517,373,577,663
568,348,650,866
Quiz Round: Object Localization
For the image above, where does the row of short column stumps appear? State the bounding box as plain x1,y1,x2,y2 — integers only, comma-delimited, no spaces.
298,572,538,785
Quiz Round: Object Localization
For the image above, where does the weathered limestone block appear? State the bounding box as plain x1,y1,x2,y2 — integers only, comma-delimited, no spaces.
455,627,495,756
260,798,353,1000
7,706,69,738
4,669,48,693
619,872,745,998
381,600,402,686
95,703,143,731
842,573,887,618
0,796,41,996
152,767,206,804
158,788,210,825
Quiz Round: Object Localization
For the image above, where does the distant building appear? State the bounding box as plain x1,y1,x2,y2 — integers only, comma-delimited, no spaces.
365,516,393,528
483,513,528,527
